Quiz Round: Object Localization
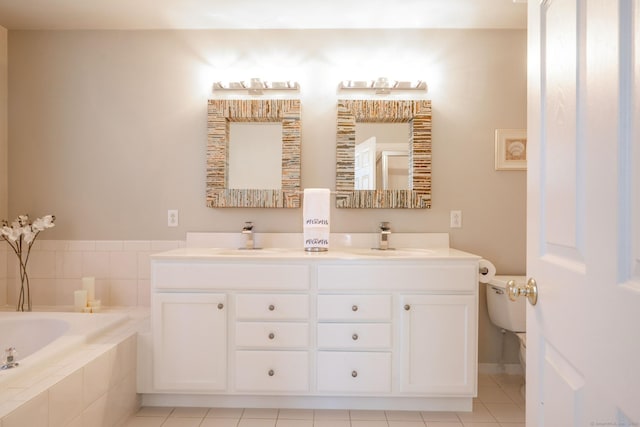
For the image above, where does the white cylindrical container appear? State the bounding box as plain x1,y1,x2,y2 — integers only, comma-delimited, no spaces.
82,277,95,301
74,290,87,312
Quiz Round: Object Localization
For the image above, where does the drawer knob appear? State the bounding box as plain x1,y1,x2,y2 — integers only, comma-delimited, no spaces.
268,332,275,340
217,303,224,310
351,370,358,378
352,305,358,312
404,304,411,311
352,333,359,341
268,304,275,311
268,369,275,377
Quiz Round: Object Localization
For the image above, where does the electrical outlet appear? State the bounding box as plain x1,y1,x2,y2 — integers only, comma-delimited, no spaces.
167,210,179,227
450,210,462,228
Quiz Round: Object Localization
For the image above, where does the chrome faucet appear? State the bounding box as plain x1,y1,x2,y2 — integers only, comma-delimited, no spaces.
379,221,391,250
242,222,255,249
1,347,19,370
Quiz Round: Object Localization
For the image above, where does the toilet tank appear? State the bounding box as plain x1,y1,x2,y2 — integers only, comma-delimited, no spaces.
486,275,526,332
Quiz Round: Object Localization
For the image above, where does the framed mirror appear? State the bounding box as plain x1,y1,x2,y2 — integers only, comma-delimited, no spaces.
206,99,301,208
336,99,432,208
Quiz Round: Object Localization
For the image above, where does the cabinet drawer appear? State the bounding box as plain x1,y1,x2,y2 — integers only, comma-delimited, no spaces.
236,322,309,348
236,294,309,320
317,351,391,393
317,295,391,321
154,262,310,290
317,323,391,349
318,264,478,291
235,351,309,392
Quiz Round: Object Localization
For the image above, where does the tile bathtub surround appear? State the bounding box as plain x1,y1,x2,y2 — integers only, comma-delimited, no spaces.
0,246,6,306
122,374,525,427
1,239,185,308
0,309,147,427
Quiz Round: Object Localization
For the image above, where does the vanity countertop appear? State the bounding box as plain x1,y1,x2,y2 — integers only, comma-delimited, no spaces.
150,246,481,261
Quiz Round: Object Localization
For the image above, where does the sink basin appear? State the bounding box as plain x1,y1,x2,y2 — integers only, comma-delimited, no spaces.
206,248,294,256
342,248,435,257
185,247,438,258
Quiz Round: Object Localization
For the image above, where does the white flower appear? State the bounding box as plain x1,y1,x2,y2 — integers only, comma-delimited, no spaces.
32,218,45,231
2,225,21,242
41,215,56,228
1,226,12,238
17,215,29,227
22,227,36,244
1,214,55,243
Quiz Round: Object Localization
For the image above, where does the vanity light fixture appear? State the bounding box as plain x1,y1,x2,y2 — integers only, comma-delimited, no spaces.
338,78,427,95
213,78,300,95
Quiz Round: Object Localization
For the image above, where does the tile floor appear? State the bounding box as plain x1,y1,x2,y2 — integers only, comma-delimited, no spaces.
122,374,525,427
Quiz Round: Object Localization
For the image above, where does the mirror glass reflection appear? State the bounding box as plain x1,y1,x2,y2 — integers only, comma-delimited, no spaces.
206,99,301,208
335,99,432,209
228,122,283,190
355,123,410,190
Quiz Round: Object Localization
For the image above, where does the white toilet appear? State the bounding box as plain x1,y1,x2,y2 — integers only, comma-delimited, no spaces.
486,275,527,388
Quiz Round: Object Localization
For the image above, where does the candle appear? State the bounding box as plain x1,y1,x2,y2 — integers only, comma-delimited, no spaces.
74,290,87,312
82,277,95,301
89,300,101,313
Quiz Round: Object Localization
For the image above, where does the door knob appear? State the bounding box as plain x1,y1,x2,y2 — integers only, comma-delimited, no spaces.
507,278,538,306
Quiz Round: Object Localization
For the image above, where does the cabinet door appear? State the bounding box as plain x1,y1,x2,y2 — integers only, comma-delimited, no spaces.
153,293,227,391
400,294,476,395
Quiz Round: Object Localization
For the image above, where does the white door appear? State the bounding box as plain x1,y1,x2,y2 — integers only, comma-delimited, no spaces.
355,136,376,190
527,1,640,426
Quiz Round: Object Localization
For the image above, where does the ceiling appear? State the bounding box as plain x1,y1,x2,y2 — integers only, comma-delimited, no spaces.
0,0,526,30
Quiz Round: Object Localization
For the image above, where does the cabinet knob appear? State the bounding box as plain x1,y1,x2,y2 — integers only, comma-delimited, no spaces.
268,332,275,340
268,369,275,377
351,370,358,378
217,303,224,310
352,305,358,312
268,304,275,311
404,304,411,311
352,333,359,341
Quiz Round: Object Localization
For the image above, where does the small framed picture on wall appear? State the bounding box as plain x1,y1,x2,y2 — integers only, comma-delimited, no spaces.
495,129,527,171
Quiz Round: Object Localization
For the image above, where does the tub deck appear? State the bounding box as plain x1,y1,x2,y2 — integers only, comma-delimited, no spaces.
0,307,149,426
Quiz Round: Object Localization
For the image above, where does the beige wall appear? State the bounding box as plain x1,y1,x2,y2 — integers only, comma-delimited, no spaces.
7,29,526,363
0,26,7,220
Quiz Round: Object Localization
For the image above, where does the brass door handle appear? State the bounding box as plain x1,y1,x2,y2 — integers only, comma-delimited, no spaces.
507,278,538,306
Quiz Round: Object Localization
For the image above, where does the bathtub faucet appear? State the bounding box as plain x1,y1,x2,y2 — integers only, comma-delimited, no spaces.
1,347,19,370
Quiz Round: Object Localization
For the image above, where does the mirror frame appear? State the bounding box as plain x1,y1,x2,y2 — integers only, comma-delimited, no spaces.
206,99,301,208
336,99,432,208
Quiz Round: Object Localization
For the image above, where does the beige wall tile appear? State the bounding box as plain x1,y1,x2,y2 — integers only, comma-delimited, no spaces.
49,369,83,427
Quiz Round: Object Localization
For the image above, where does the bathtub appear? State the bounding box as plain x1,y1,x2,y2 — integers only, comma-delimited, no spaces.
0,311,128,386
0,309,143,425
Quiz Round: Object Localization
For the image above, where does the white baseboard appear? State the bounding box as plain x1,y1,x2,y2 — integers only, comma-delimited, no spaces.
478,363,524,375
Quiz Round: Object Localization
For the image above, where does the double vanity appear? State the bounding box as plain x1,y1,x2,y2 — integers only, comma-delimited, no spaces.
141,233,481,411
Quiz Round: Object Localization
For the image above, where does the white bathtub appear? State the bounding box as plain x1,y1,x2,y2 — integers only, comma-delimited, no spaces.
0,311,128,386
0,309,143,425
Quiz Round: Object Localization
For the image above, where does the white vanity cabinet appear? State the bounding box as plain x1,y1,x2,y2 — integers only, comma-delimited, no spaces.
316,294,393,394
316,262,479,402
235,293,310,392
400,294,477,395
147,246,480,411
152,292,227,391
